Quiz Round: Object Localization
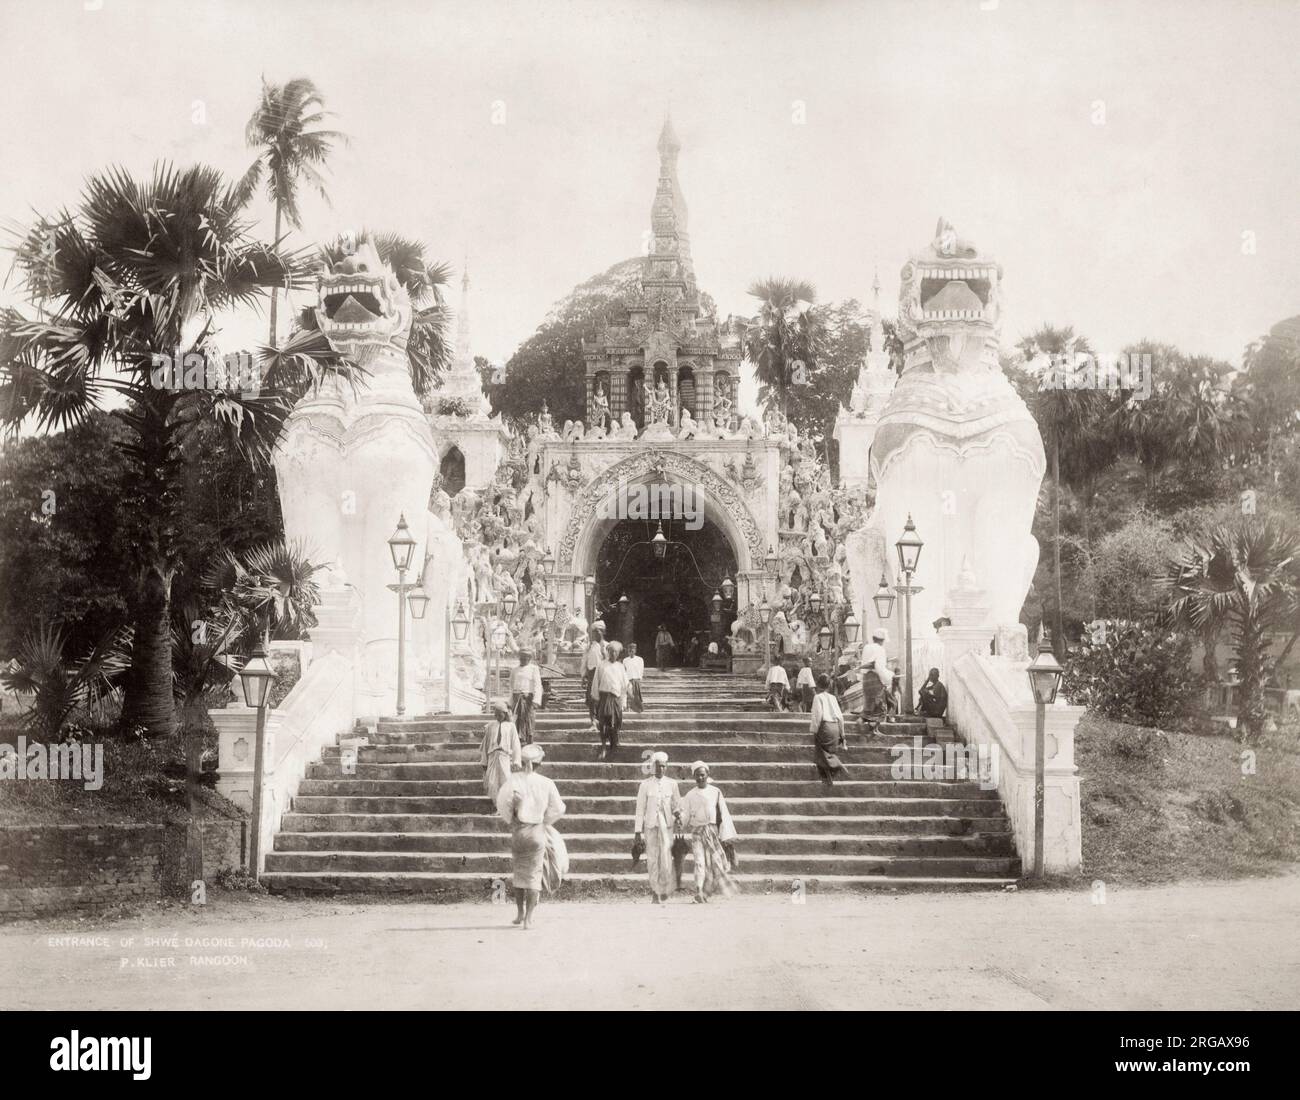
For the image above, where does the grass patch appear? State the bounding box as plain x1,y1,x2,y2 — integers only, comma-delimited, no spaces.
0,716,244,826
1077,712,1300,883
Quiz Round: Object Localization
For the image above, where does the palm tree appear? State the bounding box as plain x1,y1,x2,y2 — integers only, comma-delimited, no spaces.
1020,325,1107,656
236,77,346,348
0,622,128,736
744,277,821,418
1164,517,1300,740
0,163,353,737
202,538,325,649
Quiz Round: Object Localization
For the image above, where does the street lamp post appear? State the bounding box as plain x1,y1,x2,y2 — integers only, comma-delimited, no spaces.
1027,631,1065,877
759,594,773,671
238,646,277,879
894,514,924,716
387,514,418,717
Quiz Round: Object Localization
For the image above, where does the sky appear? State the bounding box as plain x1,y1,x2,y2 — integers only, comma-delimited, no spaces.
1,0,1297,389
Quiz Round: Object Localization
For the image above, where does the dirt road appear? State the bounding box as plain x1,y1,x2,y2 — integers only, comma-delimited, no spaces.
4,875,1298,1010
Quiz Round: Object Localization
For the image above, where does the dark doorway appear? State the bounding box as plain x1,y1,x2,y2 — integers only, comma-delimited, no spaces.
440,445,466,496
593,514,738,668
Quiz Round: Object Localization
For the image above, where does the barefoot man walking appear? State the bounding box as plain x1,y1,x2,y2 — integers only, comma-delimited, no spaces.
496,742,566,930
634,751,682,903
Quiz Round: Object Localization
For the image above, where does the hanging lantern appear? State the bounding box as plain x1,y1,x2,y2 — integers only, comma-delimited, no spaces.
652,522,668,559
843,610,861,644
584,575,596,597
765,544,778,574
491,621,509,651
809,589,822,614
542,596,557,623
541,546,555,575
501,590,517,617
407,581,430,620
758,597,772,625
817,623,833,650
711,591,723,612
721,576,735,601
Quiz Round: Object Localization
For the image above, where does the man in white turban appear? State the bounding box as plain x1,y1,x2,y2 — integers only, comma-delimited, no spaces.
634,751,682,903
479,698,521,801
496,742,566,929
678,760,738,902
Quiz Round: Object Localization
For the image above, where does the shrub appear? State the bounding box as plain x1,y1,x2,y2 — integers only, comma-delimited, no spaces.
1063,619,1202,729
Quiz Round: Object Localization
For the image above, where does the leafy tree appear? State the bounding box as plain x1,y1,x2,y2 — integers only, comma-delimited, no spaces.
1062,620,1201,730
237,77,346,347
0,412,133,659
201,538,324,649
0,163,347,737
1080,510,1180,622
495,258,642,425
1163,517,1300,741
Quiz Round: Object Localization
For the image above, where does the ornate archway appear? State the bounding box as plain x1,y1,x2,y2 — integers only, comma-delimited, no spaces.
557,449,765,576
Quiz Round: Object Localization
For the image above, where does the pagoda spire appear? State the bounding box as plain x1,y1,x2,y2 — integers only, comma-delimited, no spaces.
454,254,471,366
647,114,693,294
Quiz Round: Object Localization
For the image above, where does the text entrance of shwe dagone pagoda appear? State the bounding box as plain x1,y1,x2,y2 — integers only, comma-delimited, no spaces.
593,507,738,669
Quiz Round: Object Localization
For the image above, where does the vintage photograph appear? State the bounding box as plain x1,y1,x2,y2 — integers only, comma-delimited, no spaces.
0,0,1297,1043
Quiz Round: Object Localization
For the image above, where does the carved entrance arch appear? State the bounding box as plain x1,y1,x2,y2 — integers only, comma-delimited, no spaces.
557,449,764,574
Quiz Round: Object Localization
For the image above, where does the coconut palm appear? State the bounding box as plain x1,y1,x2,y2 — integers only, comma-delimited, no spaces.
0,163,354,737
1163,517,1300,740
236,77,346,348
745,277,821,417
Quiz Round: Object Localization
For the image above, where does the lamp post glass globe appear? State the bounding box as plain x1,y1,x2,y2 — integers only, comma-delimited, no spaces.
542,547,555,575
843,611,861,644
451,601,471,641
817,624,832,650
652,523,668,559
711,591,722,612
542,597,557,623
491,623,508,651
765,545,778,574
1027,637,1065,705
584,575,596,597
407,583,431,619
758,597,772,625
387,514,417,572
721,577,735,601
810,590,822,614
501,591,517,617
238,648,277,709
873,575,896,619
895,513,923,575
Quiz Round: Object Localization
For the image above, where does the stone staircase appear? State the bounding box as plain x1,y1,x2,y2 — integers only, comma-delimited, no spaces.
261,669,1021,895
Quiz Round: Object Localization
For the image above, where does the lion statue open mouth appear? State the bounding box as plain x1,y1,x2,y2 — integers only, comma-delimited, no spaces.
897,218,1003,375
314,236,411,361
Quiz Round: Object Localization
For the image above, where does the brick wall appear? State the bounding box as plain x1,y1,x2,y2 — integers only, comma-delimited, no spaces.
0,820,245,918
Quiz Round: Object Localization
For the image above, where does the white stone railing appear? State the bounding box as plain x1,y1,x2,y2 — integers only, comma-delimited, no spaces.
945,649,1083,873
213,650,356,873
213,586,362,873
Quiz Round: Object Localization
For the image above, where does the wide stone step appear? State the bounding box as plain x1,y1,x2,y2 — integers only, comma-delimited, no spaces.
290,795,1002,816
261,850,1020,876
323,742,939,764
277,812,1010,835
375,714,928,732
294,778,999,799
272,830,1016,856
260,870,1017,894
305,761,968,781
